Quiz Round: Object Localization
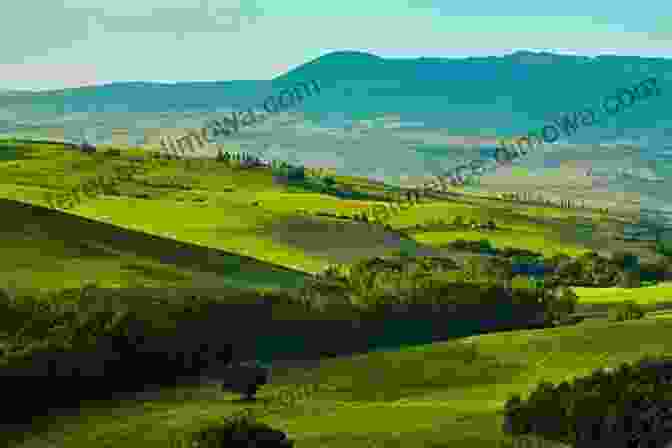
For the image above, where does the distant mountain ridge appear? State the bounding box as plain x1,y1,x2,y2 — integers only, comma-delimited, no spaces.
1,50,670,141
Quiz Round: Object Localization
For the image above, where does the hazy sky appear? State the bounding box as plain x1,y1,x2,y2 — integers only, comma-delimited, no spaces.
2,0,670,91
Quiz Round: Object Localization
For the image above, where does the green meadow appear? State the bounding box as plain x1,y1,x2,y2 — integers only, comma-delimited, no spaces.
0,140,422,291
1,138,671,447
572,282,672,305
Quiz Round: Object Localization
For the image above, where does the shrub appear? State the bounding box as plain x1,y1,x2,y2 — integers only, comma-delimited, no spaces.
452,239,468,249
608,300,646,321
181,413,294,448
479,239,494,254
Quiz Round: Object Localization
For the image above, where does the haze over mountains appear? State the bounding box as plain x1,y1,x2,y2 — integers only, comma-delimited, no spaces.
4,50,670,134
1,50,671,206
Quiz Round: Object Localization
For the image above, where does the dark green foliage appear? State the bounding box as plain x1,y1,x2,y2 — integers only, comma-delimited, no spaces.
450,238,468,249
547,252,626,287
611,251,638,269
544,286,579,325
0,287,237,423
271,163,305,182
104,148,122,157
499,247,543,259
179,413,294,448
478,239,494,254
0,144,18,161
503,355,672,447
0,251,593,425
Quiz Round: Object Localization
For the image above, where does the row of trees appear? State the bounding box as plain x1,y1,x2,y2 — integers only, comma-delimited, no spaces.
310,255,578,326
499,192,609,213
214,150,266,168
320,247,669,296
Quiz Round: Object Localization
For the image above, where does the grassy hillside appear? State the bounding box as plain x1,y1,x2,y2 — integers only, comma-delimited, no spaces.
0,198,310,292
8,311,672,448
573,282,672,305
2,139,672,447
0,138,660,292
0,140,426,290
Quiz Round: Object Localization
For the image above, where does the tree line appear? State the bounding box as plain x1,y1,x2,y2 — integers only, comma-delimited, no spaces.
503,355,672,447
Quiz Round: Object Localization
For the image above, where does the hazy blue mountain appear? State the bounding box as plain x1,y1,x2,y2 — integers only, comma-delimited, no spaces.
2,50,669,139
281,50,670,138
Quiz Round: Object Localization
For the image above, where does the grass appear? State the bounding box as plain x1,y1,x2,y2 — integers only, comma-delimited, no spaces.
9,310,672,448
0,143,428,280
573,281,672,305
0,196,310,293
0,141,650,283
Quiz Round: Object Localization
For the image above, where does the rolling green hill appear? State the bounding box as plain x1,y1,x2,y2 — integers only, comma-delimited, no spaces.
0,139,660,293
8,309,672,448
